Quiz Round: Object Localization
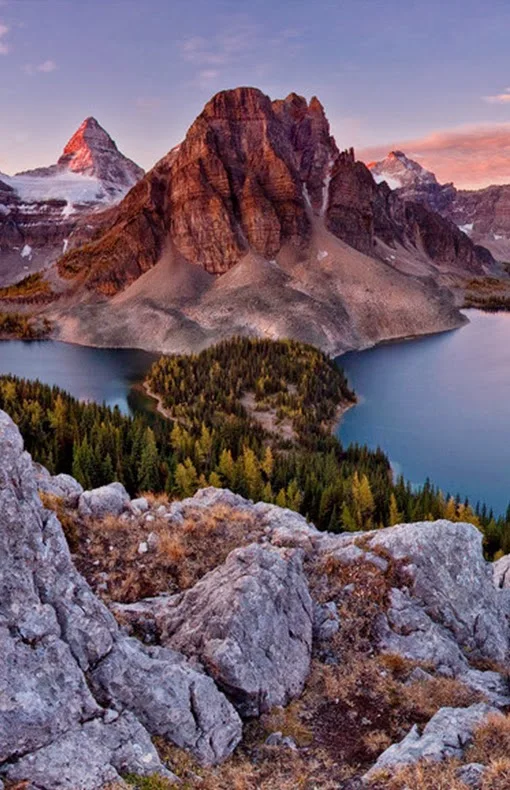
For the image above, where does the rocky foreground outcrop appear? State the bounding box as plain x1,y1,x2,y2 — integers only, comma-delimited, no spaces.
117,544,314,717
3,414,510,787
0,411,241,788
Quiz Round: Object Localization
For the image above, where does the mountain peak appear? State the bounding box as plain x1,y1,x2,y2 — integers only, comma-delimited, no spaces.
57,117,144,189
388,150,408,160
368,149,438,191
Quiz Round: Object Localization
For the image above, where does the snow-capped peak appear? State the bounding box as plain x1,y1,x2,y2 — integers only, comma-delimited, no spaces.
56,117,144,189
368,150,438,191
3,117,144,213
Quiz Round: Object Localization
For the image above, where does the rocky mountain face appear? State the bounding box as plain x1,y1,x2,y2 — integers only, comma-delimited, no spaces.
3,408,510,787
57,88,492,297
0,119,143,285
368,151,510,260
35,87,495,355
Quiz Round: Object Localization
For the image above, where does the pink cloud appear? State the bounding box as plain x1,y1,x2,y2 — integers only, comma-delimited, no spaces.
358,124,510,189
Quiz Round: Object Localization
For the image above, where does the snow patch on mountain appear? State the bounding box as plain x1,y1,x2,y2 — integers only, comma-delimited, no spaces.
372,172,403,190
2,171,109,206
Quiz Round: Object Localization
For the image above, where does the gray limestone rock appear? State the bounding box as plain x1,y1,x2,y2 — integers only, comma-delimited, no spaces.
2,712,178,789
125,543,314,717
456,763,487,789
34,463,84,505
368,520,510,671
78,481,131,518
131,496,149,514
365,703,500,778
459,668,510,708
0,410,241,787
493,553,510,589
90,637,242,765
313,601,340,641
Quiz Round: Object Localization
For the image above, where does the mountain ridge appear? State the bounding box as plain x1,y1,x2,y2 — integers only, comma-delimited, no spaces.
0,86,500,355
56,87,493,293
368,151,510,260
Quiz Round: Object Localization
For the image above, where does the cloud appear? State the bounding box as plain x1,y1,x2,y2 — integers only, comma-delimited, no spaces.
485,95,510,103
37,59,57,72
359,123,510,189
484,88,510,104
180,20,261,69
196,69,220,89
179,17,303,89
0,22,9,55
24,59,57,76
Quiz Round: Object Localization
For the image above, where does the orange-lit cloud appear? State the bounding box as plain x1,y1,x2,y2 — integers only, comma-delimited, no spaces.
484,91,510,104
358,124,510,189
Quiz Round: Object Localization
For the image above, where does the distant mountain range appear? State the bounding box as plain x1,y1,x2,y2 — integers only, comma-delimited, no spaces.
368,151,510,261
0,118,143,282
1,87,508,354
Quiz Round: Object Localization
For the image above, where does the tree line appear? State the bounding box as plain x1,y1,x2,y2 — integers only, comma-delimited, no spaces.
1,336,510,558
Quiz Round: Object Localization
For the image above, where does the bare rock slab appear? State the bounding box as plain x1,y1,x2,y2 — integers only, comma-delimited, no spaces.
90,637,242,765
128,543,314,717
78,481,131,518
368,520,510,671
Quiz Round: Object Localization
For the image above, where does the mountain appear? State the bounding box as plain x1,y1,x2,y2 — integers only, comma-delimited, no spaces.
38,87,494,356
16,117,144,196
0,118,143,285
368,151,510,260
57,90,491,293
368,150,456,214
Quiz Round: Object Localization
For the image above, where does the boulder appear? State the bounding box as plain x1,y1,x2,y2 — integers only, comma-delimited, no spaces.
122,543,314,717
265,731,298,750
313,600,340,641
0,410,241,788
2,712,177,790
459,668,510,708
365,703,500,778
456,763,486,789
78,481,131,518
34,462,84,505
90,637,242,765
131,495,149,514
367,520,510,671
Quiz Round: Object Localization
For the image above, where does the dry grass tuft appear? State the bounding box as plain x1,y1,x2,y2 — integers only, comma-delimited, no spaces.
402,676,483,721
480,758,510,790
371,759,467,790
73,501,265,603
156,737,344,789
260,702,314,746
468,713,510,764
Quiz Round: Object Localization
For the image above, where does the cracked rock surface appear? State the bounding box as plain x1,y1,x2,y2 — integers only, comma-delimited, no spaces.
0,411,241,788
116,543,314,717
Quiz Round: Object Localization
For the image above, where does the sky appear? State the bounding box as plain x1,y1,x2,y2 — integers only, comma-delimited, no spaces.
2,0,510,188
